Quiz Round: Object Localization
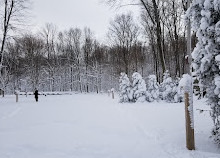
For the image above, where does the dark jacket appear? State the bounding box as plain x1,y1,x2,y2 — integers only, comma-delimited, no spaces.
34,90,39,98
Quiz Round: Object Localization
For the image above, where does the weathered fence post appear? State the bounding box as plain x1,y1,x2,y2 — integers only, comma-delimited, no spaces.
0,89,4,97
111,88,114,99
185,92,195,150
15,90,19,103
180,75,195,150
16,94,18,102
184,0,195,150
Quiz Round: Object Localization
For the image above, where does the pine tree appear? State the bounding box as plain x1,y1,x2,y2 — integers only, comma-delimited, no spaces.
132,72,146,102
146,75,159,102
160,70,173,100
175,77,184,103
160,71,183,103
186,0,220,145
119,72,133,103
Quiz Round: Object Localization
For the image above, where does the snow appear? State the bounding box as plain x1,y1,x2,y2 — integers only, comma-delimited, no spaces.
200,17,208,30
214,75,220,95
179,74,192,94
204,0,212,10
214,0,220,10
215,55,220,62
0,94,220,158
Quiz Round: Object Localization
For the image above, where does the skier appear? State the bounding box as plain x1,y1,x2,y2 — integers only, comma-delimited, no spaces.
34,89,39,102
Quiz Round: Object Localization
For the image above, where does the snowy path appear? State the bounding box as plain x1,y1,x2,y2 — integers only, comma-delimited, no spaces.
0,94,219,158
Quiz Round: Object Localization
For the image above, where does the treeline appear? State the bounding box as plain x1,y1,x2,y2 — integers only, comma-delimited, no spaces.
0,0,193,94
2,24,146,93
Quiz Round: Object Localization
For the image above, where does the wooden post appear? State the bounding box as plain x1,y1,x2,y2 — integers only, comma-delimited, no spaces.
184,0,195,150
15,90,19,103
0,89,3,97
185,93,195,150
111,88,114,99
16,94,18,102
112,91,114,99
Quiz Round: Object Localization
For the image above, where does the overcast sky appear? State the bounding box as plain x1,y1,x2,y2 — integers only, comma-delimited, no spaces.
31,0,140,42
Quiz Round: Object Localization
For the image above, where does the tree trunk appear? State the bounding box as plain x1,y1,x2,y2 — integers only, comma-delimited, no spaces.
0,0,14,73
152,0,166,73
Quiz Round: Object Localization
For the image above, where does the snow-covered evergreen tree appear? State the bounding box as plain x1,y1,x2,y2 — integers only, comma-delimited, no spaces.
119,72,133,103
186,0,220,145
160,70,174,100
160,71,183,103
175,77,184,103
132,72,146,102
146,75,159,102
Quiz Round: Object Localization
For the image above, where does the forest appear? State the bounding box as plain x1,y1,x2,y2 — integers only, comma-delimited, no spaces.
0,0,194,94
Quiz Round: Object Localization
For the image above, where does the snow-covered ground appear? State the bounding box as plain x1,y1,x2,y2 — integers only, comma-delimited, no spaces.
0,94,219,158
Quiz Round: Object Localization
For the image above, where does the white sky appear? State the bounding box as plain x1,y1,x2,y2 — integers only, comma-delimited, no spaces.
30,0,140,42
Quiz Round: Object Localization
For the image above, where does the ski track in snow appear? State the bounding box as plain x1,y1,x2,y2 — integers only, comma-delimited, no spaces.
115,104,181,158
0,105,22,120
114,103,162,143
108,97,220,158
0,94,219,158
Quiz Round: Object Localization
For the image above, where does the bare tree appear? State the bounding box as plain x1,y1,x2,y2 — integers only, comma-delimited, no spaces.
83,27,94,93
19,34,44,90
64,28,83,92
40,23,57,60
0,0,30,91
40,23,58,91
160,0,185,77
105,0,166,73
108,13,139,76
140,0,186,80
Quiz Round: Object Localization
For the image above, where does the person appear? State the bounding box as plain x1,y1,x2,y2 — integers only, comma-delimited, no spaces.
34,89,39,102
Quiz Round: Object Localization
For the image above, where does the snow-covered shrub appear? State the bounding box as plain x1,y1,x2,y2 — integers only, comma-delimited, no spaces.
186,0,220,145
160,71,175,101
175,77,184,103
132,72,146,102
146,75,159,102
160,71,184,103
119,73,133,103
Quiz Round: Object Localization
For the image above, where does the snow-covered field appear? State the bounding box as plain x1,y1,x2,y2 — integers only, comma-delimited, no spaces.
0,94,219,158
